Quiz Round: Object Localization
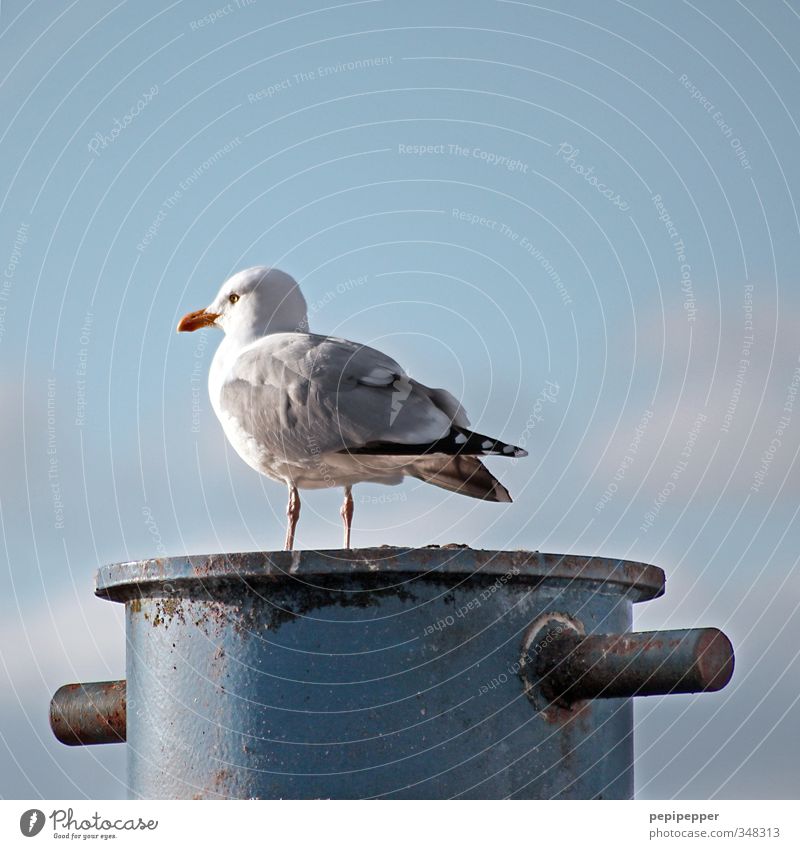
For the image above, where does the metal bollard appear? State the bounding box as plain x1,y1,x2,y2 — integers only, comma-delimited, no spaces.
50,680,126,746
50,548,735,799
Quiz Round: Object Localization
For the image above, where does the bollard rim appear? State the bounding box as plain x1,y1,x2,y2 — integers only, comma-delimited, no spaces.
95,547,664,603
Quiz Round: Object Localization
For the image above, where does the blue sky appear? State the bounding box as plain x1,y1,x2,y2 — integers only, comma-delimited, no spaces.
1,0,799,798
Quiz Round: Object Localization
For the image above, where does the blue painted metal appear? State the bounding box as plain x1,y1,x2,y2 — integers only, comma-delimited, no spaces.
94,547,679,799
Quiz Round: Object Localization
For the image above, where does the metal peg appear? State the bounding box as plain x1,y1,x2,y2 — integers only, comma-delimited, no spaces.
532,628,734,706
50,680,126,746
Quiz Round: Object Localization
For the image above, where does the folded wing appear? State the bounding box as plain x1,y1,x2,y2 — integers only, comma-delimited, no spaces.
219,332,469,459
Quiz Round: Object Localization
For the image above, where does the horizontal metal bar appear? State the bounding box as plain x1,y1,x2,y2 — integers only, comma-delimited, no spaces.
534,628,734,704
50,680,126,746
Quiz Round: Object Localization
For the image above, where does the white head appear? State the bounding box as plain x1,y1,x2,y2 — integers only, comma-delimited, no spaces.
177,266,308,343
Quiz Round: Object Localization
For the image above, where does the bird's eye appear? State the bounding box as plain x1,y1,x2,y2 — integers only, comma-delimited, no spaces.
228,293,239,304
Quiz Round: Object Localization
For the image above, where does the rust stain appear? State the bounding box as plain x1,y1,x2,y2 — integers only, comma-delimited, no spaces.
50,680,126,746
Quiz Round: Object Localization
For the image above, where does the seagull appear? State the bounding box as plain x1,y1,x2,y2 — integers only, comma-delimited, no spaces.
178,267,527,550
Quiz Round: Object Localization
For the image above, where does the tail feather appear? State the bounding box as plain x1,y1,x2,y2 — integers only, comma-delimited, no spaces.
408,455,513,503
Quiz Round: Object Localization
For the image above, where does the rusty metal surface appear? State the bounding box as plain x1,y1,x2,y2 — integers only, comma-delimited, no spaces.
95,546,665,603
50,681,126,746
60,548,733,799
110,549,650,800
532,628,735,705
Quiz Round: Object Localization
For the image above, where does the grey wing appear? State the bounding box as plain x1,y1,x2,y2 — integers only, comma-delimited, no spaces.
219,333,469,460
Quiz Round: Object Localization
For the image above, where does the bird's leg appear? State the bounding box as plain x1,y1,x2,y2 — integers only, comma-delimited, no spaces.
340,485,354,549
284,484,301,551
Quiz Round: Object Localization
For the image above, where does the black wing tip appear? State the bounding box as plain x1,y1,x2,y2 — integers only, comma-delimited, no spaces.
458,429,528,458
499,445,528,458
342,428,529,459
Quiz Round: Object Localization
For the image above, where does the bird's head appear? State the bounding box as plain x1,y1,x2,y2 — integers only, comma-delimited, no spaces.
177,266,308,341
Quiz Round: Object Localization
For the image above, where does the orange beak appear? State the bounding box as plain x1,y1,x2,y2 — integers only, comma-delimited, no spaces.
177,308,220,333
